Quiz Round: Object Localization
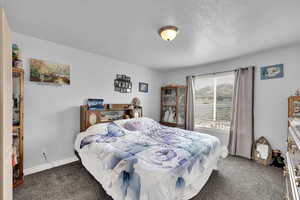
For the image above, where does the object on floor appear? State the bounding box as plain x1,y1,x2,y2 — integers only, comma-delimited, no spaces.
252,136,272,166
270,150,285,168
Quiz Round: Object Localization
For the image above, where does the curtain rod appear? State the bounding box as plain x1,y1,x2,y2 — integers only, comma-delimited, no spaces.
190,69,236,78
190,66,255,77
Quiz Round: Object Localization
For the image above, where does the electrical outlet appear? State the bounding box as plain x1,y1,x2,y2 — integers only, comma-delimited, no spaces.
41,148,47,161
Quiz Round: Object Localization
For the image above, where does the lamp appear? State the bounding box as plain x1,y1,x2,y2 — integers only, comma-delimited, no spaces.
159,25,178,41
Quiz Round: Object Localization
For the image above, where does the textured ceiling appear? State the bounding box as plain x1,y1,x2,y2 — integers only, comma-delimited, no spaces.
3,0,300,70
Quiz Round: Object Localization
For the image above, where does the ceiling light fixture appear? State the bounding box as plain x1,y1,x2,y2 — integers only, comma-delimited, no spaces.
159,25,178,41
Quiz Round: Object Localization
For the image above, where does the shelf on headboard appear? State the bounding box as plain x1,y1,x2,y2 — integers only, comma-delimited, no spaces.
80,104,143,132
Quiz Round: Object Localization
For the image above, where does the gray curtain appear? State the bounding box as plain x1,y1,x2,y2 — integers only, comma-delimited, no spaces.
228,67,254,159
186,76,195,131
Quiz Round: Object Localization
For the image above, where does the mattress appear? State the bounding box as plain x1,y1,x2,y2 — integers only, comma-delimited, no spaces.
74,117,228,200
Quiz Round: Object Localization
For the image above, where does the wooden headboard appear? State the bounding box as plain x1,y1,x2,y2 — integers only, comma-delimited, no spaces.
80,104,143,132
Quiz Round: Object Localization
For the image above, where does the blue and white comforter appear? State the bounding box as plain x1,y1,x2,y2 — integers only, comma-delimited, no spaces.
74,118,227,200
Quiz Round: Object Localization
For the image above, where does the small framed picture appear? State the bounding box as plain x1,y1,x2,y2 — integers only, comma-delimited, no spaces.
139,82,148,93
127,88,131,93
261,64,284,80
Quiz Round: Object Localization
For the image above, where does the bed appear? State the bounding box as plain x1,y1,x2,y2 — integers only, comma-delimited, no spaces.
74,117,228,200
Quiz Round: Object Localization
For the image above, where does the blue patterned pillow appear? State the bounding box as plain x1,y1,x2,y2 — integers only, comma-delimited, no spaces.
123,121,143,131
107,122,125,137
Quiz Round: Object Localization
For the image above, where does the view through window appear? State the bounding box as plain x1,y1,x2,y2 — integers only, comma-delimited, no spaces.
194,72,235,133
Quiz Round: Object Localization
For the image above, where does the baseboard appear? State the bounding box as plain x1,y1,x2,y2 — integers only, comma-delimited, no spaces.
24,156,79,175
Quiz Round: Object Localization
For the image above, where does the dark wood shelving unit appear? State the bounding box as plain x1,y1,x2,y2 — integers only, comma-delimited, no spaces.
12,67,24,188
160,85,187,128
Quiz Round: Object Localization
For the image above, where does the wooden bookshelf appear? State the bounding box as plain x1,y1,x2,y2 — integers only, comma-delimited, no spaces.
12,67,24,188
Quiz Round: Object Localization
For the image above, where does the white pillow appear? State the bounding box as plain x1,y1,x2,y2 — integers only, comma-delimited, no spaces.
86,122,108,133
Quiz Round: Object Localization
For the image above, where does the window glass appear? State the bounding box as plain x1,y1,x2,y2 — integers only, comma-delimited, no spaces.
194,72,235,133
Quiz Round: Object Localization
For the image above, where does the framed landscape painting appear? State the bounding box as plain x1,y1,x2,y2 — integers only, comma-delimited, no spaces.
260,64,284,80
30,58,70,85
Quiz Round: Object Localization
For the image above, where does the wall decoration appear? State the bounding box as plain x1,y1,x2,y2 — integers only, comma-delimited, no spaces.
114,74,132,93
30,58,70,85
260,64,284,80
139,82,148,93
87,99,104,110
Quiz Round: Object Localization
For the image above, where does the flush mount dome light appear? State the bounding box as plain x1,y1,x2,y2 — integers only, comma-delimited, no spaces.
159,25,178,41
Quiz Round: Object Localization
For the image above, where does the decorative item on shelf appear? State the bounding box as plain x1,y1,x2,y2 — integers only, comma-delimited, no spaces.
124,114,130,119
30,58,70,85
12,44,23,68
114,74,132,93
260,64,284,80
139,82,148,93
130,97,143,118
270,150,285,168
295,89,300,96
87,99,104,110
163,106,176,123
13,94,20,126
288,96,300,118
132,97,141,107
252,136,272,166
128,105,134,110
88,113,98,126
295,165,300,178
132,109,139,118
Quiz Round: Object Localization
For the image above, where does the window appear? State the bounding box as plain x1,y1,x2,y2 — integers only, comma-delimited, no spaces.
194,72,235,133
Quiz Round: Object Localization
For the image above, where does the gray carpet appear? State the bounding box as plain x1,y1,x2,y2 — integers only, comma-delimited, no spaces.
14,156,284,200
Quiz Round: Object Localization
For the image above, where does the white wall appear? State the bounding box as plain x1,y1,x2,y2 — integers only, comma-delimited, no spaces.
13,30,300,170
164,44,300,152
12,32,163,170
